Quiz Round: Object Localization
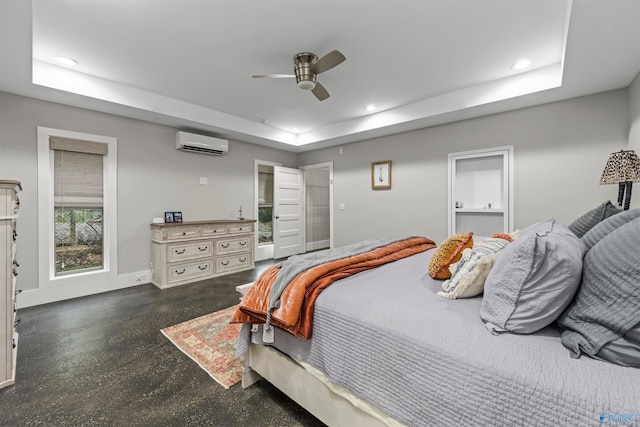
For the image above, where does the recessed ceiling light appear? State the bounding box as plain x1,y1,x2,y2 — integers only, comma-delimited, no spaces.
511,59,531,70
366,104,377,111
55,56,79,67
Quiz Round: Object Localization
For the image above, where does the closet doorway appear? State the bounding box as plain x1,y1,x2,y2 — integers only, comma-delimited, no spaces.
254,160,333,261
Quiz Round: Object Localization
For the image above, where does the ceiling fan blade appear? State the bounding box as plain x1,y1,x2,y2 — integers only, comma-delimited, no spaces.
252,74,295,78
311,82,330,101
310,50,346,74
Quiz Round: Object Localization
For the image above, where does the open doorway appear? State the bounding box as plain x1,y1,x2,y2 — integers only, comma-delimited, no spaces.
301,163,332,252
254,160,333,261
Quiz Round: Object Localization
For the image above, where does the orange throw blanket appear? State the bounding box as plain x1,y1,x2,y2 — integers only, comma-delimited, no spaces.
230,236,435,339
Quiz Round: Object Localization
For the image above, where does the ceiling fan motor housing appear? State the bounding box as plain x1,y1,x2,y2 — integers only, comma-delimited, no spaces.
294,53,317,90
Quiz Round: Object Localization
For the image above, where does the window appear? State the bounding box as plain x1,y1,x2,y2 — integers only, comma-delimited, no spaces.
38,127,117,287
52,139,107,275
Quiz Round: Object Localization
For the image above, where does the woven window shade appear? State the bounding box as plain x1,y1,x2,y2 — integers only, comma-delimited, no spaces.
50,137,108,155
52,137,106,208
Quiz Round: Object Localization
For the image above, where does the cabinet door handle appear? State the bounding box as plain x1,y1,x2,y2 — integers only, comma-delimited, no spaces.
175,249,186,254
182,232,187,236
12,269,17,277
239,227,243,231
175,268,186,275
239,257,247,263
221,243,230,248
15,289,22,296
221,260,229,266
198,246,208,251
239,241,247,246
198,265,208,271
13,260,19,267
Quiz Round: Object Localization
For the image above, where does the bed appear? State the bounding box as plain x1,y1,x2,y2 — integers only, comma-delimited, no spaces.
232,206,640,427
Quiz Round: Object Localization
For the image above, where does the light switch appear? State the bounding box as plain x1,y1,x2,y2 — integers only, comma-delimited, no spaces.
339,203,345,210
200,177,208,185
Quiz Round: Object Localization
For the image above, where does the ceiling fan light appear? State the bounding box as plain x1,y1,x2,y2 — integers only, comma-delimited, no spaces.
297,80,316,90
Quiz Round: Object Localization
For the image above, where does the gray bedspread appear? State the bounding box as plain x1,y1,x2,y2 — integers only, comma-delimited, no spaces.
250,249,640,426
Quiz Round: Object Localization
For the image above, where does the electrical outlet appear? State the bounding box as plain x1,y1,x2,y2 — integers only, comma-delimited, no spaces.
135,274,145,284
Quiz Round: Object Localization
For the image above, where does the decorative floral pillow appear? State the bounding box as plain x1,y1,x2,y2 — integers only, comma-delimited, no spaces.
428,232,473,279
438,236,511,299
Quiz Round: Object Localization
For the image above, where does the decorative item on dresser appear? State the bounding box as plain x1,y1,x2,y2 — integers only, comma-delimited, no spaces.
150,219,256,289
1,180,21,389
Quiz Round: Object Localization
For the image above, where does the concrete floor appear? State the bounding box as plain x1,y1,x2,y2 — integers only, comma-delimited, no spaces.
0,261,326,426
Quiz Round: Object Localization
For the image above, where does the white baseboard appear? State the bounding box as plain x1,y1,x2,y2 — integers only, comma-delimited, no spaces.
306,240,330,252
17,269,153,309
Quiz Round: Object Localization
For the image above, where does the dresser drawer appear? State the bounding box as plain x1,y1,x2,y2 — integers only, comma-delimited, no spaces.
167,240,212,262
229,223,253,234
216,237,251,255
201,225,227,237
168,260,212,283
164,227,199,240
216,253,253,274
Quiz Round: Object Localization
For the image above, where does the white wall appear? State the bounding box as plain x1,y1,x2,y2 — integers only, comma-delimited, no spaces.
0,92,297,304
298,89,631,246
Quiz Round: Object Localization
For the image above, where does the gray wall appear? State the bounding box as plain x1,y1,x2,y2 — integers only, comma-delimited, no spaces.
629,71,640,152
299,89,632,246
0,92,297,292
0,87,635,297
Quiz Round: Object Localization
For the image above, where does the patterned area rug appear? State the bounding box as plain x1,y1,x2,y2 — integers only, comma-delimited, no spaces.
161,305,243,389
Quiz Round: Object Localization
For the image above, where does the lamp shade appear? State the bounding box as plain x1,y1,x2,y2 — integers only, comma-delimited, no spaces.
600,150,640,185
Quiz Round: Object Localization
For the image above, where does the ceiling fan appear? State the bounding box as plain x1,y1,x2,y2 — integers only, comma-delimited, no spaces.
252,50,346,101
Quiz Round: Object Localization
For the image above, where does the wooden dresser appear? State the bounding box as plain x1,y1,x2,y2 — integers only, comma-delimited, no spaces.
1,180,20,389
150,219,256,289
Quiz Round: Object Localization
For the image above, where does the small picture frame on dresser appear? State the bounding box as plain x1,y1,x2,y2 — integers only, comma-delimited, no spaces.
164,212,174,223
173,212,183,223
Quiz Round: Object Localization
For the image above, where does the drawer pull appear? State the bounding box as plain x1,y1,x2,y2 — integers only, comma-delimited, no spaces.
175,268,186,275
198,246,208,251
221,243,230,248
239,241,247,246
239,227,243,231
221,260,229,266
182,232,186,236
175,249,186,254
198,265,208,271
239,257,247,263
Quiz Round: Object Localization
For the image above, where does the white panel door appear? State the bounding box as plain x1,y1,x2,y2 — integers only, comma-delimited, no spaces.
273,166,305,259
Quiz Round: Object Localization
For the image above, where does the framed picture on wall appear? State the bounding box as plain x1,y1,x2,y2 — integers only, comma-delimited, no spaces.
164,212,175,223
372,160,392,189
173,212,183,223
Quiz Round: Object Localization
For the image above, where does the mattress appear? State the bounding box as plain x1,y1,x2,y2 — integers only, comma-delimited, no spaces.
250,249,640,426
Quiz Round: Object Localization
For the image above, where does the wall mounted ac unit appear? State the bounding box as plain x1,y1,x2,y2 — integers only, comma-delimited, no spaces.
176,131,228,155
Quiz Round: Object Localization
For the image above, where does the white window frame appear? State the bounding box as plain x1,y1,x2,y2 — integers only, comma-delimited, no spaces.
37,127,118,288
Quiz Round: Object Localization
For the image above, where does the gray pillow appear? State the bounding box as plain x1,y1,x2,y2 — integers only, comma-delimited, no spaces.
480,218,587,334
595,321,640,367
581,208,640,250
559,217,640,361
567,200,620,238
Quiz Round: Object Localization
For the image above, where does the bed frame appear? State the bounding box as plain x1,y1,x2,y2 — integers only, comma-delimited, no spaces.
241,344,391,427
235,283,393,427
